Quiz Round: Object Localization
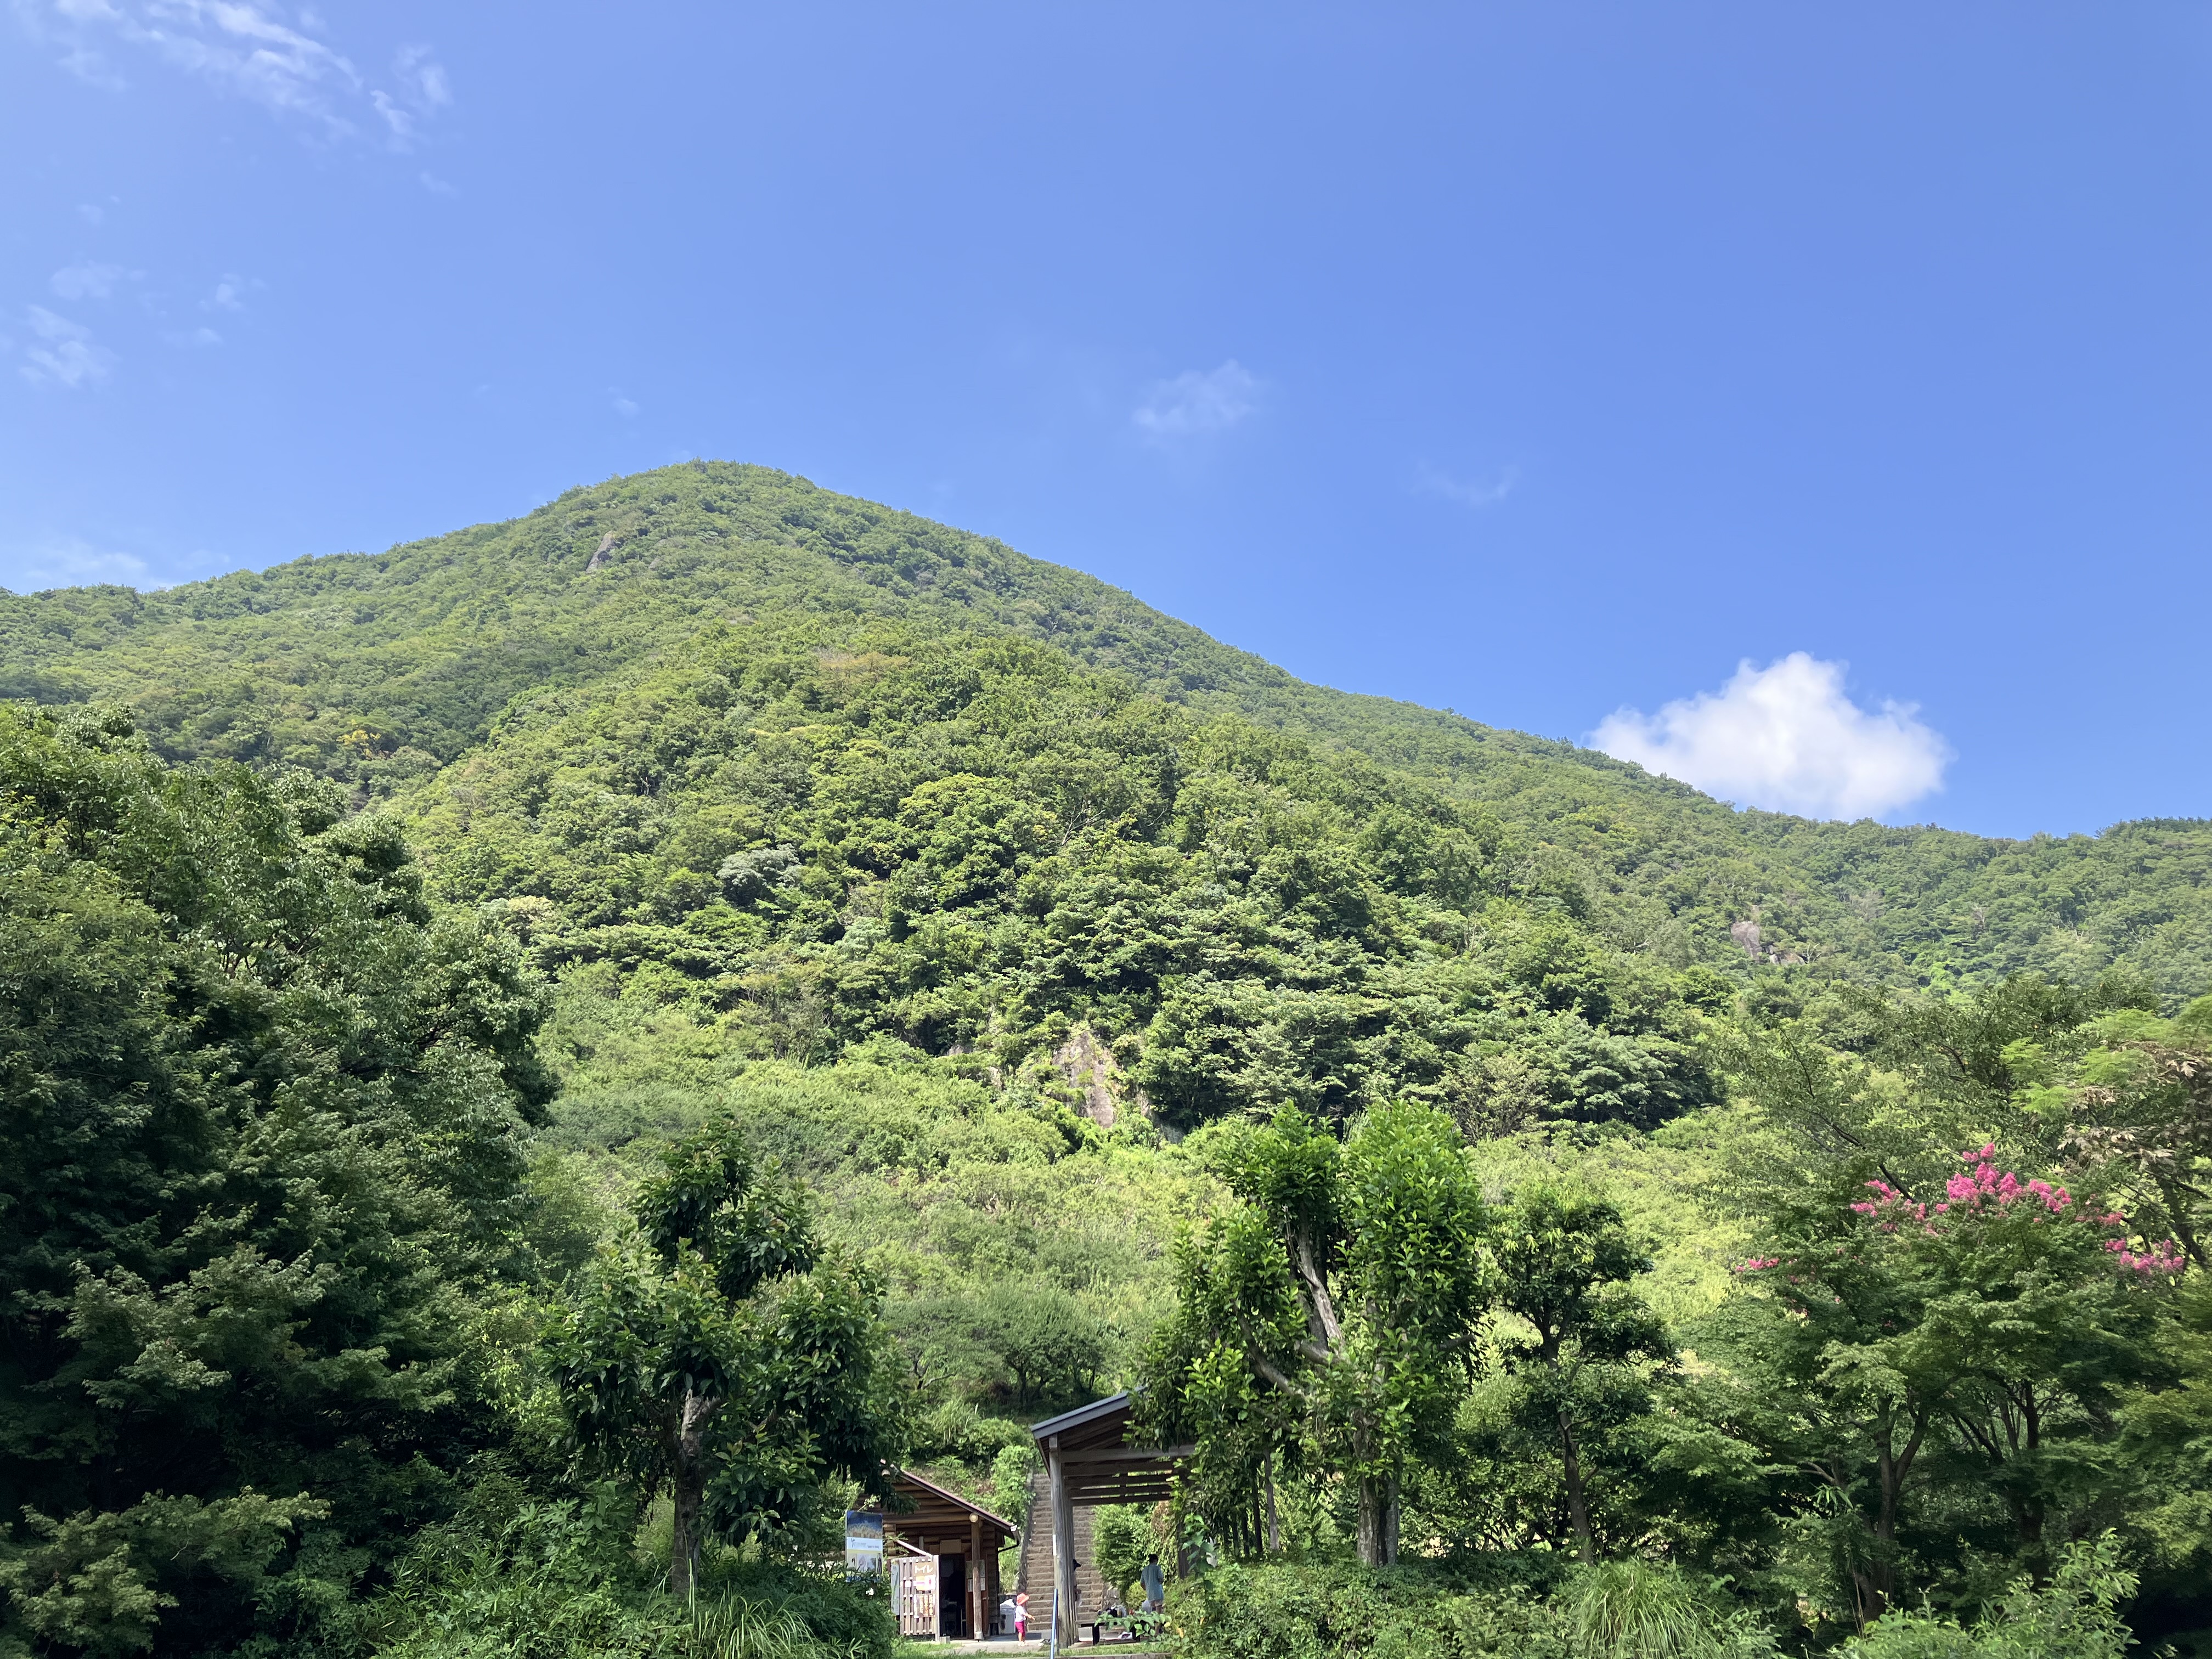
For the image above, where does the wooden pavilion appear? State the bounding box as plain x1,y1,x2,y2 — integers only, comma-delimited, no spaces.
1028,1394,1193,1645
882,1468,1019,1639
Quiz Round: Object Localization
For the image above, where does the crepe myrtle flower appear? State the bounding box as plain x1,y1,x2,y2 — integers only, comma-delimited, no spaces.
1744,1148,2186,1277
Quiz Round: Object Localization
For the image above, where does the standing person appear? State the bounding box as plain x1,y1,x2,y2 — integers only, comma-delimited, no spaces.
1139,1553,1166,1614
1014,1591,1029,1641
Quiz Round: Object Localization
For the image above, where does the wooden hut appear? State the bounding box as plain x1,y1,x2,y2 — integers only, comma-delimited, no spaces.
883,1468,1019,1639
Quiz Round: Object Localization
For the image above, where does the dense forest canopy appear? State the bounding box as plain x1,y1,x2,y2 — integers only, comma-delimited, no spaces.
2,461,2206,1001
1,464,2208,1659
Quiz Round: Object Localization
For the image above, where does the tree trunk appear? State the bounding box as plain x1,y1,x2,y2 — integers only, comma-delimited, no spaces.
669,1384,717,1600
1264,1458,1282,1554
1356,1473,1400,1567
1855,1420,1918,1630
1559,1408,1596,1562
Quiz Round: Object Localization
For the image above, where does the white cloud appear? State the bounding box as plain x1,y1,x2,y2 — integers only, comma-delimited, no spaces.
417,170,456,196
1133,359,1259,439
76,202,106,224
1590,652,1950,821
611,393,639,417
1417,461,1519,508
19,306,117,388
50,261,127,300
165,325,221,346
22,2,450,143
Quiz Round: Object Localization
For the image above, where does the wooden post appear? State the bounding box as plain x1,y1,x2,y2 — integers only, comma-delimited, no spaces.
969,1511,984,1637
1049,1435,1075,1648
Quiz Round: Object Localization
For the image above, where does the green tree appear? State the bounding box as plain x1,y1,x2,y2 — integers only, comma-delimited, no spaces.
1708,1147,2176,1628
1143,1103,1490,1565
554,1116,901,1598
0,703,551,1655
1489,1180,1673,1561
1091,1505,1152,1606
2066,998,2212,1269
1840,1532,2137,1659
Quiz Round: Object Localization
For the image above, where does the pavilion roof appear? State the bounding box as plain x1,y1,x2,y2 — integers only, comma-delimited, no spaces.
1028,1392,1192,1506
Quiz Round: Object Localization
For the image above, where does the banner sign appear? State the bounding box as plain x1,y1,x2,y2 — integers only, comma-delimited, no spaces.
844,1510,884,1573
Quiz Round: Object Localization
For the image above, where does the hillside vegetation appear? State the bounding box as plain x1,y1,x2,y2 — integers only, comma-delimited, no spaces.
3,461,2207,1001
2,464,2209,1659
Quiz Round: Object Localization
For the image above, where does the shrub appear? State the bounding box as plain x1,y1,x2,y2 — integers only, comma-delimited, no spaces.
1841,1534,2137,1659
1175,1560,1571,1659
1569,1561,1776,1659
364,1483,893,1658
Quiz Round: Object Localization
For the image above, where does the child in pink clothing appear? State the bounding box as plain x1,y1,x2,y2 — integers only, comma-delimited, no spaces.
1014,1593,1029,1640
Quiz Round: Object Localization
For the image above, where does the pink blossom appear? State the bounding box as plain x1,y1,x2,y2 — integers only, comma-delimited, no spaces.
2111,1239,2186,1274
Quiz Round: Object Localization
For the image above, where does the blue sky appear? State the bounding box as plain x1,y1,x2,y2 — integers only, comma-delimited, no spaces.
4,3,2209,838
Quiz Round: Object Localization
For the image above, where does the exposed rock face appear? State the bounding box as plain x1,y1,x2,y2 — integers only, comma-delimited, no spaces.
585,532,618,571
1046,1024,1149,1130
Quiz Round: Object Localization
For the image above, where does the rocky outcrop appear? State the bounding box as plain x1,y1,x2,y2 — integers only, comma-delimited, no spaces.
1043,1023,1152,1131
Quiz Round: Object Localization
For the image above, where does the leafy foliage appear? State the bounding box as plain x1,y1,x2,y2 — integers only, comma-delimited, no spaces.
1838,1533,2137,1659
0,704,550,1656
3,461,2204,1002
1143,1103,1492,1564
4,464,2211,1654
554,1119,900,1598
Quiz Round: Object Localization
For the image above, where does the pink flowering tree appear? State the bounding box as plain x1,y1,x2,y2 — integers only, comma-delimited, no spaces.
1708,1147,2180,1632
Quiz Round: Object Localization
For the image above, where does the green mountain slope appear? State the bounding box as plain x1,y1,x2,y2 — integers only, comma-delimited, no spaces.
3,460,2207,998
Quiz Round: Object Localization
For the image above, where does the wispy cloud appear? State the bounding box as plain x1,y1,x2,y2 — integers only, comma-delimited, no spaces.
1590,652,1950,821
205,272,259,311
50,261,128,300
1133,359,1259,440
1,535,154,592
611,392,639,417
1417,461,1519,509
22,2,450,144
19,306,117,388
370,42,448,138
164,325,221,347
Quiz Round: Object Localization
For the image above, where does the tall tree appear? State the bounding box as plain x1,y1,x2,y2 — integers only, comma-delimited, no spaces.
1489,1180,1673,1561
1710,1148,2177,1628
554,1118,901,1598
1143,1103,1490,1565
0,703,551,1656
2066,1000,2212,1269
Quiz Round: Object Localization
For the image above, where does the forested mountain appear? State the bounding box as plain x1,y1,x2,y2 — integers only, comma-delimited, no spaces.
3,461,2207,1002
3,464,2209,1659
